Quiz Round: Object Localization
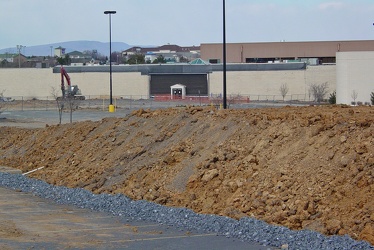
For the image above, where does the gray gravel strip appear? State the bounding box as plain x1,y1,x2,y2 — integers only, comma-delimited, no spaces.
0,172,373,250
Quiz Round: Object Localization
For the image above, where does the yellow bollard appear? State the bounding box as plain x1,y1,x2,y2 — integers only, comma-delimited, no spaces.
109,104,115,113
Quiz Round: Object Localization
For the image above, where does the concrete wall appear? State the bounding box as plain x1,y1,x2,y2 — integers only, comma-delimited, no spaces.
67,72,150,99
336,52,374,105
0,68,149,99
0,68,60,98
0,65,336,101
209,65,336,100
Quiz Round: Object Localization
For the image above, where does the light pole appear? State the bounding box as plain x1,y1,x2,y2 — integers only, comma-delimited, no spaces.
104,10,116,112
223,0,227,109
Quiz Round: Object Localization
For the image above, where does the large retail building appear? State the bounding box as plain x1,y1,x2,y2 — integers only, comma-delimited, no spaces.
201,40,374,64
1,40,373,105
199,40,374,104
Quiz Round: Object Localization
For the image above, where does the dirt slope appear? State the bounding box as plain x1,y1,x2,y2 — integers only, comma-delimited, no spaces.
0,105,373,245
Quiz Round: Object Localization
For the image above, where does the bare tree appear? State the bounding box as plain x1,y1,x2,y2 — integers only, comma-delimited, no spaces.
351,90,358,105
227,93,244,108
66,96,81,123
209,94,222,109
0,89,12,114
52,86,82,124
0,89,5,114
307,87,312,101
309,82,329,103
51,87,65,124
279,83,289,101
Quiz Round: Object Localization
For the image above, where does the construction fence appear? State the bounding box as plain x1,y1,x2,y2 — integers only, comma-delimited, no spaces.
0,94,319,112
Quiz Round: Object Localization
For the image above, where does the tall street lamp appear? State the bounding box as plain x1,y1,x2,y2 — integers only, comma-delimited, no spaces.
104,10,116,112
17,45,25,68
222,0,227,109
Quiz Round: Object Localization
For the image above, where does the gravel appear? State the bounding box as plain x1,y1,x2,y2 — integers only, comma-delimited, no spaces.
1,172,373,250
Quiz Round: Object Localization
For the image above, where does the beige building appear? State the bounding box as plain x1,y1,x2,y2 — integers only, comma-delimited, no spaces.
54,47,66,57
336,51,374,105
5,59,372,105
0,63,335,103
6,40,374,103
201,40,374,64
2,40,372,105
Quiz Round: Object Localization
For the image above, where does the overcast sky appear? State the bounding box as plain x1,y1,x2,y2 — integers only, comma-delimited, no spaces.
1,0,374,49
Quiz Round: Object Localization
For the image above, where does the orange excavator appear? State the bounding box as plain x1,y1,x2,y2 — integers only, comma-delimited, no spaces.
60,66,85,100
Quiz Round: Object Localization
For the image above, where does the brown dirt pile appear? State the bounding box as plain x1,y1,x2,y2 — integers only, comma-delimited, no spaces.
0,105,373,244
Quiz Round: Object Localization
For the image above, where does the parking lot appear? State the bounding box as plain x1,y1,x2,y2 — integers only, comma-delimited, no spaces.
0,186,271,250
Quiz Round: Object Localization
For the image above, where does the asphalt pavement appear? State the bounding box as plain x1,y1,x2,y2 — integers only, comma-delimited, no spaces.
0,186,274,250
0,110,129,128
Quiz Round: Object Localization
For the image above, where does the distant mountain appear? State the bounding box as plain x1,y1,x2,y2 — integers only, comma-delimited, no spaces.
0,41,132,57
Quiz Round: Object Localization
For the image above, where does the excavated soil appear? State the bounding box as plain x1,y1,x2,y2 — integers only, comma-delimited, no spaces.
0,105,373,245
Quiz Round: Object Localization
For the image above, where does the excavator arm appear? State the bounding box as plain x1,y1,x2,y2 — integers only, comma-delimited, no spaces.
58,66,85,100
60,66,71,98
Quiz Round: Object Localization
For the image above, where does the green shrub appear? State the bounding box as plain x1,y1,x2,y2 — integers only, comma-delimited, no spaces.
328,91,336,104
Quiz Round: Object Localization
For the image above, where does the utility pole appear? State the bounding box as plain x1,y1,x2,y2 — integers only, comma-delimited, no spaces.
17,45,25,68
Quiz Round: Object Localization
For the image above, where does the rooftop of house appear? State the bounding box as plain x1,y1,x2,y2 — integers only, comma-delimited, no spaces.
0,53,26,59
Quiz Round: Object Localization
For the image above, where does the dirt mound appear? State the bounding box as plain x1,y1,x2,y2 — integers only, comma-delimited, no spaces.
0,105,373,245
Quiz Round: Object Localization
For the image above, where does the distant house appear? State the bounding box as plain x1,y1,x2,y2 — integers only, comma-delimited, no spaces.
0,53,27,67
122,44,200,63
54,47,96,65
0,53,15,63
68,51,85,59
25,56,51,68
67,51,92,65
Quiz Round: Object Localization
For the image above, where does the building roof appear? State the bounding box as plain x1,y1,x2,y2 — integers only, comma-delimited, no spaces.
0,54,13,59
68,51,84,56
0,53,24,59
123,44,200,54
201,40,374,63
189,58,209,65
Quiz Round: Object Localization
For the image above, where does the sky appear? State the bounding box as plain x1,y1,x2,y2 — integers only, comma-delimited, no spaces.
1,0,374,50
